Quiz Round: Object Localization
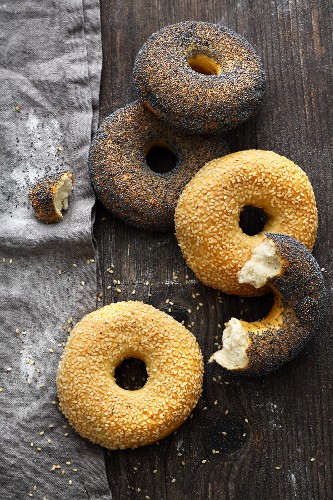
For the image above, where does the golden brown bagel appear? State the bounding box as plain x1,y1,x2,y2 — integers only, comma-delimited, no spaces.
210,234,327,376
56,301,203,450
175,150,317,296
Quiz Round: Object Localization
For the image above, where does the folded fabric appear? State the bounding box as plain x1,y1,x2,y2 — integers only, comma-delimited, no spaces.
0,0,111,497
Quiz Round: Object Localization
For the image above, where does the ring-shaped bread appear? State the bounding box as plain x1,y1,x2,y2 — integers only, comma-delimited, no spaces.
133,21,265,134
89,101,229,231
57,301,204,450
175,150,318,296
210,233,327,375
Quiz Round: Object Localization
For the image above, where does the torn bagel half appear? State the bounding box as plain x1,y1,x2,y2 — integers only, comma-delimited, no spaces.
210,233,327,376
29,171,74,223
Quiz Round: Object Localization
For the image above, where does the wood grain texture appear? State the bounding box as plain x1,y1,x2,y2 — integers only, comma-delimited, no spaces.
95,1,333,498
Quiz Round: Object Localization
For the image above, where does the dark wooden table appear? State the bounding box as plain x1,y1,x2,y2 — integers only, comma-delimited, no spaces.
95,1,332,498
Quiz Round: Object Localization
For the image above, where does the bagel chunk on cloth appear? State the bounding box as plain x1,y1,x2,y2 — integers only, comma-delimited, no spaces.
57,301,204,449
210,234,327,376
29,171,74,223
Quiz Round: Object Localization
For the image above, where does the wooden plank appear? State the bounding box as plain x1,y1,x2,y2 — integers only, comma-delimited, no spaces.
95,0,333,498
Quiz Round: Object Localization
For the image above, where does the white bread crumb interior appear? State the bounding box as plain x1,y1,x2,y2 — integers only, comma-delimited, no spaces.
238,239,282,288
54,174,73,216
209,318,249,370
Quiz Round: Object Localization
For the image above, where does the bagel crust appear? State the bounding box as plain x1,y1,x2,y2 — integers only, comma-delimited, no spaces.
29,171,74,223
89,102,229,231
133,21,265,134
210,234,327,376
89,101,229,231
175,150,318,296
56,302,204,450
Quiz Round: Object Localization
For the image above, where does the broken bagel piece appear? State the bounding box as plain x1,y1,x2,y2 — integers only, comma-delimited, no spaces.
29,171,74,223
210,233,327,376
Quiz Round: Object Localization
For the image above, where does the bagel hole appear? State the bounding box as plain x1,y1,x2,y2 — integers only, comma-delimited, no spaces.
188,54,221,76
239,206,268,236
238,292,275,323
115,357,148,390
146,144,177,174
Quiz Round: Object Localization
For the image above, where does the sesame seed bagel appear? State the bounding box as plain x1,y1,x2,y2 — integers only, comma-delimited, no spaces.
29,171,74,223
89,101,229,231
210,234,327,376
133,21,265,134
175,150,318,296
56,301,204,450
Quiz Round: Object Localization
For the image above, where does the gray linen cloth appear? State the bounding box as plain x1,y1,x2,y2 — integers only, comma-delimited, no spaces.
0,0,111,498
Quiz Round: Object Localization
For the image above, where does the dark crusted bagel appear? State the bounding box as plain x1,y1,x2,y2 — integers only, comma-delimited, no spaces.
29,171,74,223
210,234,327,376
89,101,229,231
133,21,265,135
